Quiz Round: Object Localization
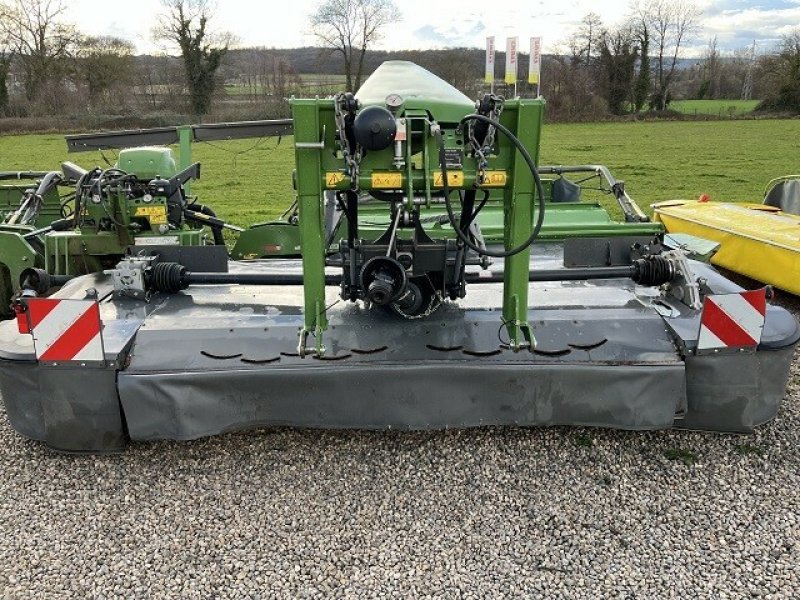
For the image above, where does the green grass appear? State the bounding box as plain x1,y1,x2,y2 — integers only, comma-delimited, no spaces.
539,119,800,210
733,443,765,456
298,73,347,83
671,99,760,116
225,74,347,96
224,84,270,96
2,118,799,226
663,447,698,466
573,433,593,448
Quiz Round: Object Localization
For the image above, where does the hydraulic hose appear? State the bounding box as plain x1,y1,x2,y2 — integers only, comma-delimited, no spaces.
186,204,225,245
436,114,546,258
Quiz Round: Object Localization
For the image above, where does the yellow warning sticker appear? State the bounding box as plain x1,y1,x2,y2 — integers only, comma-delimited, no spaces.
324,171,346,187
371,172,403,189
433,171,464,188
134,205,168,225
480,170,508,187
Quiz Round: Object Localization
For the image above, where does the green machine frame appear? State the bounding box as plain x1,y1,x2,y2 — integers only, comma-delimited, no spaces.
291,96,545,356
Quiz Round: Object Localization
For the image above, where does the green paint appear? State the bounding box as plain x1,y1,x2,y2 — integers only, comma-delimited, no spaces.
178,125,193,195
117,147,178,180
287,63,551,355
230,222,302,259
232,200,662,261
291,98,329,355
0,178,63,313
501,99,544,350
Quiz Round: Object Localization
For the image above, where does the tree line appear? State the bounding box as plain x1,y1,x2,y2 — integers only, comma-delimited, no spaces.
1,0,800,130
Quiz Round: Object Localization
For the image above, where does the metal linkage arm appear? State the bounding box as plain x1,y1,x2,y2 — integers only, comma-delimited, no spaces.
65,119,294,153
538,165,650,223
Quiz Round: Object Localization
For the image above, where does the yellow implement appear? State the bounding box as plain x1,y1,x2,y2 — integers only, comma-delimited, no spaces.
653,200,800,295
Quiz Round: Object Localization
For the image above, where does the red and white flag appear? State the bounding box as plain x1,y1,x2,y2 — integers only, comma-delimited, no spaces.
18,298,105,362
697,288,767,351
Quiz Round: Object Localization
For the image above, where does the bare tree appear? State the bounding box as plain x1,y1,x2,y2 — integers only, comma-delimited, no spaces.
76,36,135,105
155,0,230,117
632,19,650,112
311,0,400,92
565,13,604,103
757,30,800,114
633,0,700,110
0,17,10,114
432,47,481,97
131,54,186,112
0,0,78,104
574,13,604,65
598,26,639,115
543,41,607,121
698,36,720,99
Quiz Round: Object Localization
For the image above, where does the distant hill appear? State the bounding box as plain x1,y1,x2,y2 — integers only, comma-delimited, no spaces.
138,46,702,81
218,46,487,77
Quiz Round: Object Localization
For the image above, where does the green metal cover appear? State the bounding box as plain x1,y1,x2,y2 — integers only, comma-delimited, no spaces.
116,147,177,180
355,61,475,123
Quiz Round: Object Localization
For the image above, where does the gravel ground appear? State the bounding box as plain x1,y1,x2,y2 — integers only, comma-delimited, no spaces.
1,305,799,599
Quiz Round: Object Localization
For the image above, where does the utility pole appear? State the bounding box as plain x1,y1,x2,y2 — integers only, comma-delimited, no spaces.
741,40,756,101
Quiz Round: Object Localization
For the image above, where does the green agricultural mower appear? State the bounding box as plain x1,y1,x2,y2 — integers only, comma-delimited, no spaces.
0,169,84,315
0,147,239,315
0,61,797,452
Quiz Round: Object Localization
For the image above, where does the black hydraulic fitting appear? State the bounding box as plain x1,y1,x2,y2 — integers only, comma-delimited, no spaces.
630,255,676,286
359,257,407,305
19,268,73,295
150,262,187,293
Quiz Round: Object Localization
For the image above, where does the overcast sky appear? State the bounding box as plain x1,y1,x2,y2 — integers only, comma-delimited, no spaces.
64,0,800,56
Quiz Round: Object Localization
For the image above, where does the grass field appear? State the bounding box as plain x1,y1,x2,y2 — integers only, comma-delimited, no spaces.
225,74,347,96
670,99,760,116
2,118,798,226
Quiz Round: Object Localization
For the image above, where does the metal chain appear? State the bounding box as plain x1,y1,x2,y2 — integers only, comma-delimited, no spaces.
393,290,443,320
482,96,504,154
389,273,444,320
333,93,362,191
469,96,505,186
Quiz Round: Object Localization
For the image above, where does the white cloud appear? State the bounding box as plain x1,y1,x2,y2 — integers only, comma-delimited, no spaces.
62,0,798,56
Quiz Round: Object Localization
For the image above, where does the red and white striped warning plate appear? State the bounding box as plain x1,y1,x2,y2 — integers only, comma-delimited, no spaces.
697,288,767,351
18,298,105,363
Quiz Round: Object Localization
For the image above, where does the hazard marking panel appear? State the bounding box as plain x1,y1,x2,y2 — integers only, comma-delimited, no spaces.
134,205,168,225
324,171,346,188
21,299,105,363
432,171,464,188
697,288,767,351
479,170,508,187
371,172,403,189
14,304,29,334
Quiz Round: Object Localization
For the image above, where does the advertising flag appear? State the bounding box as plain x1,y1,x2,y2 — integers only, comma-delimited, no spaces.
485,36,495,84
529,37,542,85
505,37,518,84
